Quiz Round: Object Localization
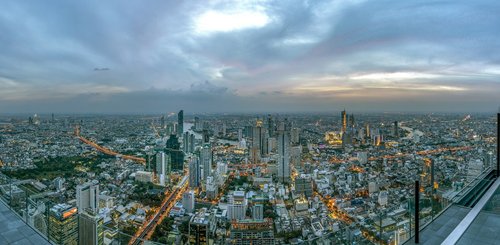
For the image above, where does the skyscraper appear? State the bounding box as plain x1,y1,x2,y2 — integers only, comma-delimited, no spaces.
201,143,212,180
277,122,291,183
182,190,195,213
227,191,247,221
189,157,200,188
251,125,262,163
49,203,78,245
78,212,104,245
76,181,99,214
166,134,184,171
290,127,300,145
156,152,168,186
341,109,347,133
393,121,399,138
177,110,184,137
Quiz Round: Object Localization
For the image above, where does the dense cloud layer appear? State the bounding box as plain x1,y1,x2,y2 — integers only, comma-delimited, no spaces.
1,0,499,113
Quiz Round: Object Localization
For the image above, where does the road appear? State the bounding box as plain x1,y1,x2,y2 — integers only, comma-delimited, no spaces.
77,135,146,164
129,174,189,245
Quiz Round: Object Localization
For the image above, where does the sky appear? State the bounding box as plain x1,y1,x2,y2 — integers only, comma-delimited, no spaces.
1,0,500,114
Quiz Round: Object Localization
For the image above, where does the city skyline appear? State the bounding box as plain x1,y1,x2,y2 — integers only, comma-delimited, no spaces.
1,0,500,113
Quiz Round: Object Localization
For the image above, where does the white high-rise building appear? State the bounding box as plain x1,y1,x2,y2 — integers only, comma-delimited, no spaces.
156,152,167,186
206,176,218,200
76,181,99,214
201,144,212,180
277,123,291,183
182,190,195,213
227,191,247,221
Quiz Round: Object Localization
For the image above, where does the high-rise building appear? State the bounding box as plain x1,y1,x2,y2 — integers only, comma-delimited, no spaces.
78,212,104,245
177,110,184,137
182,190,195,213
251,126,261,163
290,127,300,145
76,181,99,214
166,134,184,171
156,152,168,186
189,208,215,245
228,191,247,221
200,143,212,180
49,203,78,245
160,115,165,129
277,122,291,183
393,121,399,138
230,219,275,245
194,116,202,131
189,133,196,153
252,204,264,220
206,176,218,200
341,109,347,133
366,123,371,138
252,122,268,163
189,157,201,188
267,114,275,137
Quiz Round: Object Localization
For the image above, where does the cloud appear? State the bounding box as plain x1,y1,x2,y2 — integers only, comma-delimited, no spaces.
0,0,499,113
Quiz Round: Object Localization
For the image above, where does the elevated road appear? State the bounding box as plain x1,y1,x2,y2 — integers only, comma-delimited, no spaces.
129,174,189,245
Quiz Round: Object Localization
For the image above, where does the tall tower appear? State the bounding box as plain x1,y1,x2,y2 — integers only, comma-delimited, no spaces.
79,212,104,245
277,121,291,183
201,143,212,180
497,111,499,178
76,181,99,214
341,110,347,133
251,124,262,163
189,157,200,188
156,152,167,186
177,110,184,137
393,121,399,138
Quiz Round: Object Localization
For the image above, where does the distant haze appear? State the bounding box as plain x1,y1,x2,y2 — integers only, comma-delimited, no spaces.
1,0,500,113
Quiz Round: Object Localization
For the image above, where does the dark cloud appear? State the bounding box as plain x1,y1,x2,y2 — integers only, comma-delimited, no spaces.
0,0,499,113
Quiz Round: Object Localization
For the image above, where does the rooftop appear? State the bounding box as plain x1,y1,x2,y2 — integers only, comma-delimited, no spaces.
0,201,51,245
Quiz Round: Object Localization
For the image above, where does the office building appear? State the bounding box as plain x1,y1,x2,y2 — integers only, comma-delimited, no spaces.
201,143,212,180
166,134,184,171
76,181,99,214
189,208,215,245
182,190,195,213
252,122,268,163
341,109,347,133
393,121,399,138
228,191,247,221
277,122,291,183
49,203,78,245
206,176,218,200
189,157,201,188
78,212,104,245
230,219,275,245
194,116,202,131
177,110,184,137
290,127,300,145
156,152,168,186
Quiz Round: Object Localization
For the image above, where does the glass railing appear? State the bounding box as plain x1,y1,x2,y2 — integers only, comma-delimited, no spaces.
0,173,165,245
369,166,495,245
